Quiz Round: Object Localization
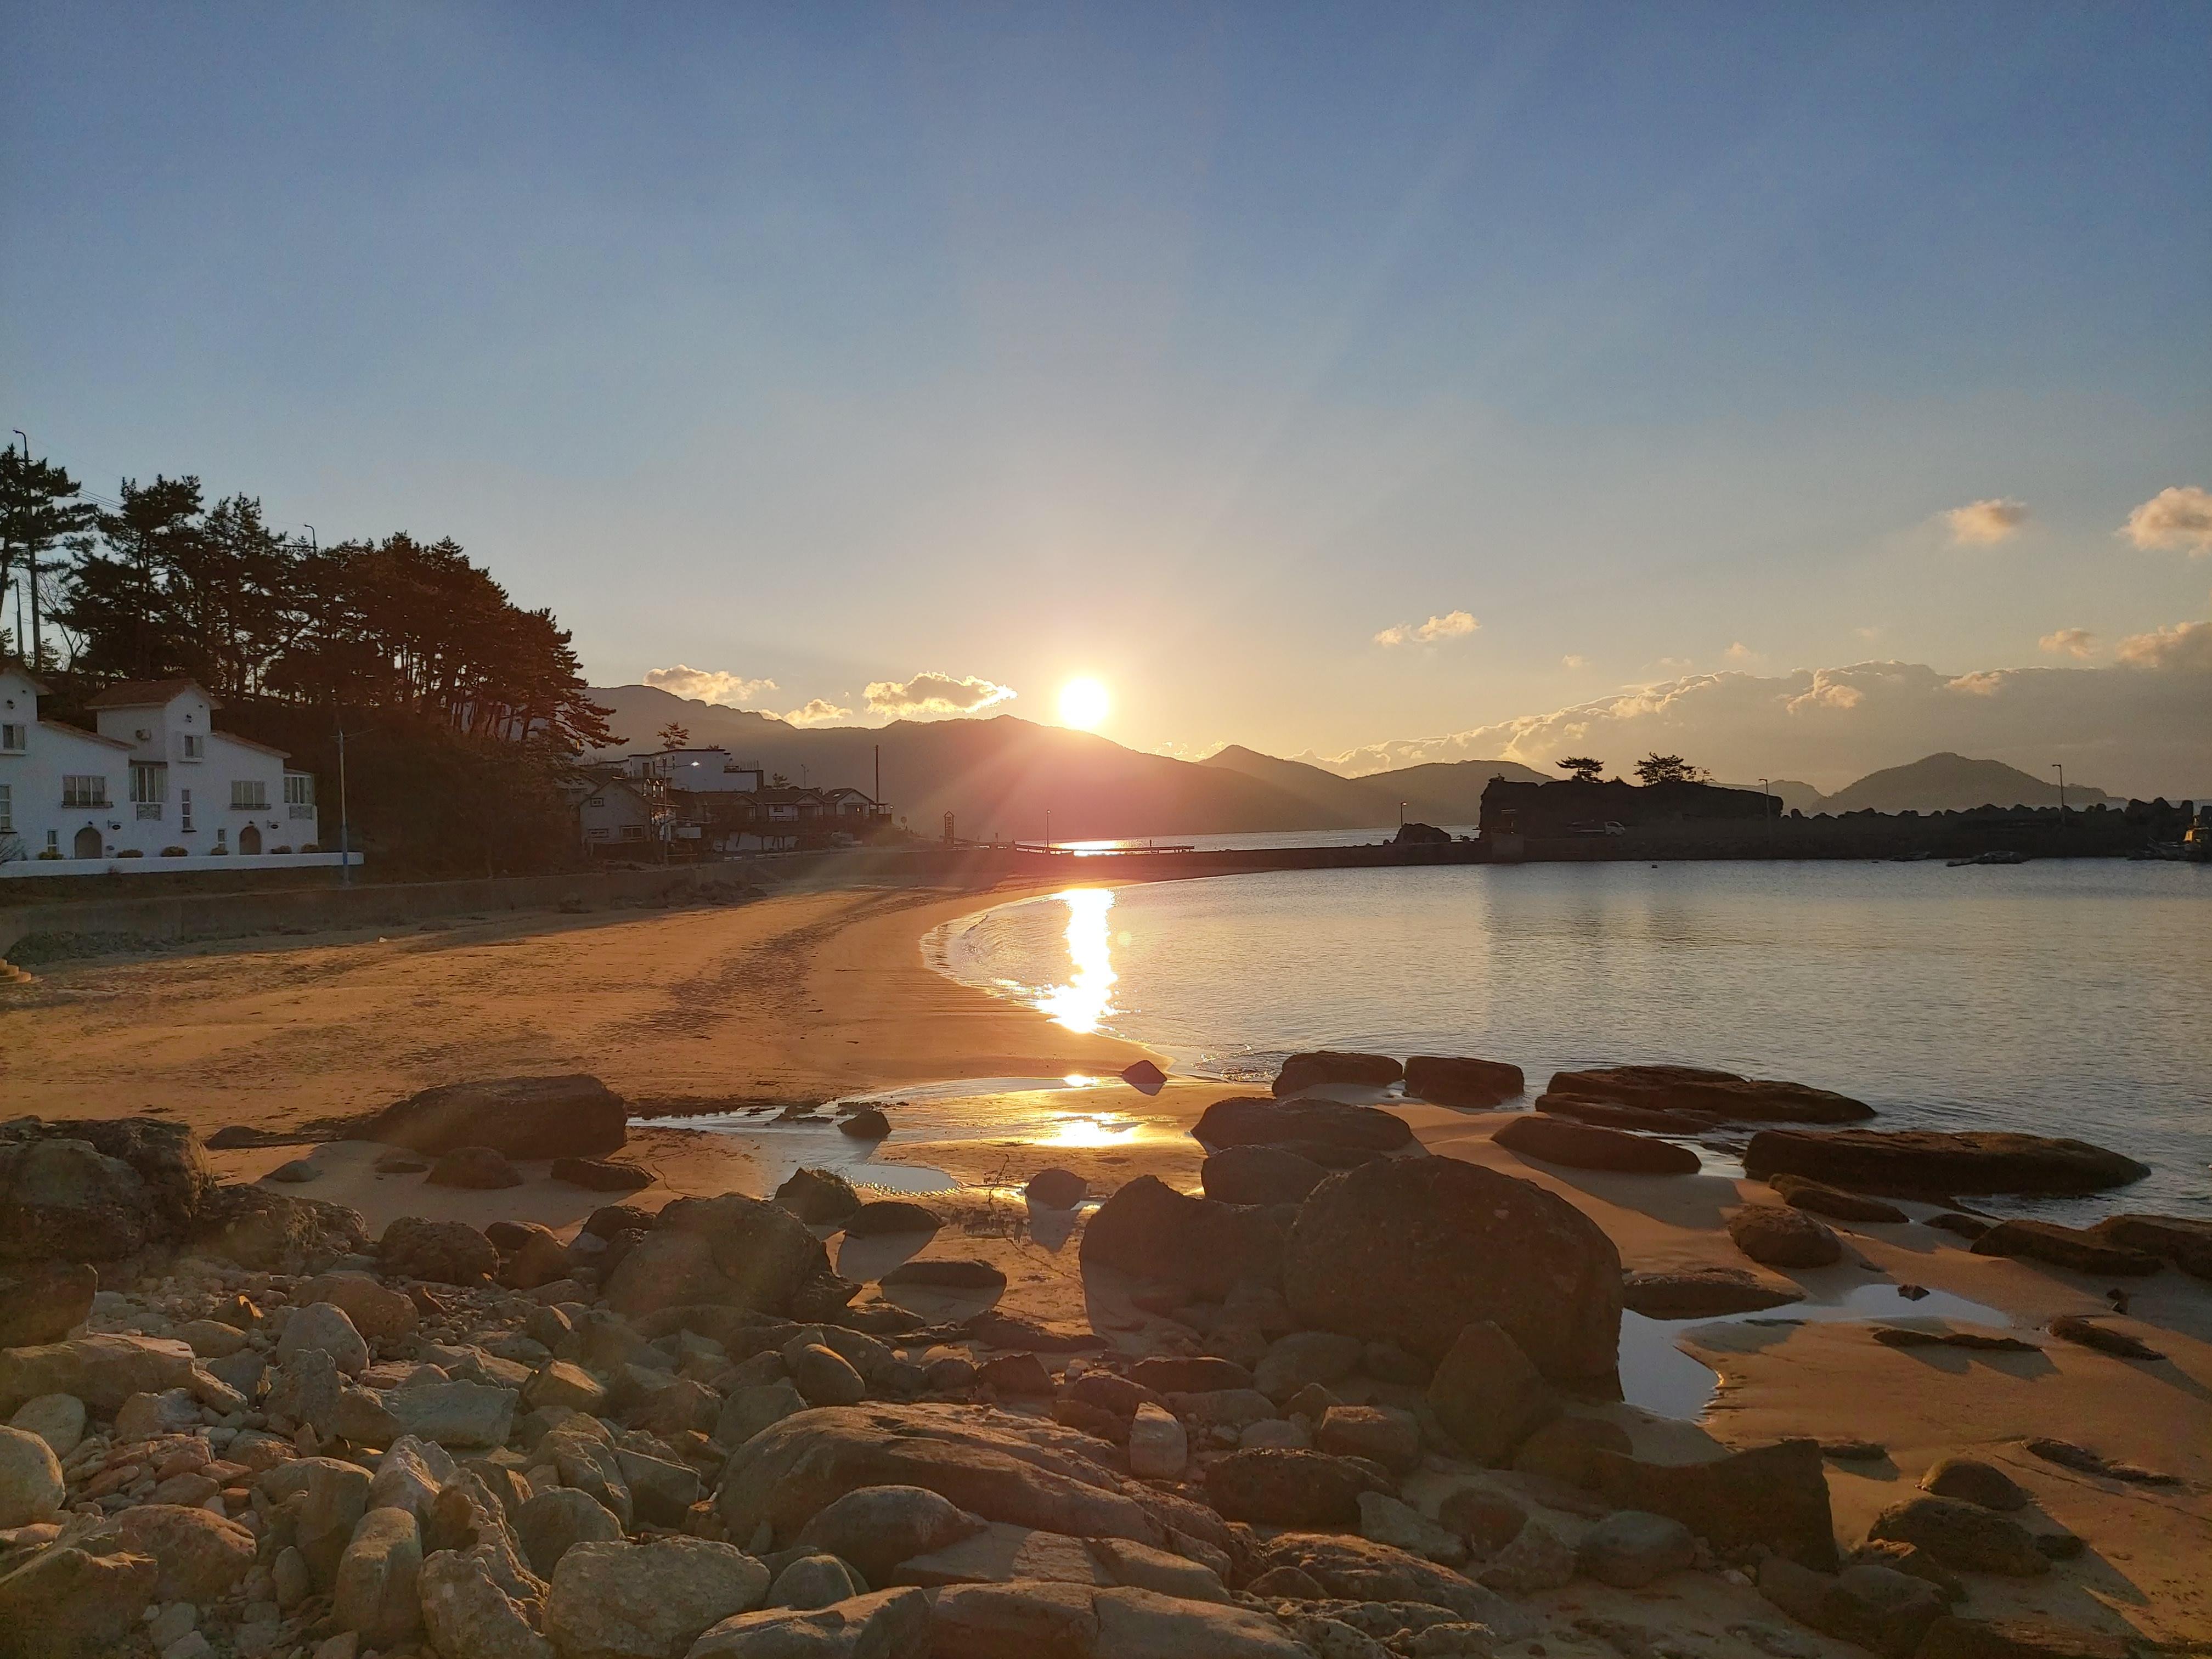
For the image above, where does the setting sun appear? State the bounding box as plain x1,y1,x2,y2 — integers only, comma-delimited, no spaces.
1058,677,1110,730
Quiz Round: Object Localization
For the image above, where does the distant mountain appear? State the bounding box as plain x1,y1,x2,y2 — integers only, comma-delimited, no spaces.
1816,753,2118,813
1201,745,1549,826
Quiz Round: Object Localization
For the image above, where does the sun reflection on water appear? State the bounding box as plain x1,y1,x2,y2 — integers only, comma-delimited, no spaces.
1047,1114,1143,1147
1037,888,1116,1034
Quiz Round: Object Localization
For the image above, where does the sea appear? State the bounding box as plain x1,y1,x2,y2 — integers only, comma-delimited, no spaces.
926,849,2212,1223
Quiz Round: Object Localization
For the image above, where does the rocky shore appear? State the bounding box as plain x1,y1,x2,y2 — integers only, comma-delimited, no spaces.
1,1059,2206,1659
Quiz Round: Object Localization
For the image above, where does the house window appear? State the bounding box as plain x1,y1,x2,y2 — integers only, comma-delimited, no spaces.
231,780,269,810
0,783,11,831
181,733,205,760
131,764,166,803
284,774,314,805
0,723,24,753
180,788,194,832
62,775,109,808
46,830,58,853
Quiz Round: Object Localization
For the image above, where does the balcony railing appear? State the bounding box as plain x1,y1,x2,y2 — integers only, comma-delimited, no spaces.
136,803,163,821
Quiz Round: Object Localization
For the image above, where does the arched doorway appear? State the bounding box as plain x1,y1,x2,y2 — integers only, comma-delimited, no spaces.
239,825,262,854
73,826,103,858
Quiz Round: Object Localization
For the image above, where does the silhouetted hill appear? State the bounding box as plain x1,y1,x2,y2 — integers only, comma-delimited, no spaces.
1816,752,2118,813
1201,745,1548,826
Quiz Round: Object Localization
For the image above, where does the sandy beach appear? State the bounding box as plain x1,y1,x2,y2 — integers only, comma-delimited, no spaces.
5,875,2209,1644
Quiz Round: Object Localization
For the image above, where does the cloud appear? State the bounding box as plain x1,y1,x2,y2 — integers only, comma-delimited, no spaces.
780,699,853,726
2121,486,2212,555
2039,628,2096,659
1724,642,1758,664
1298,623,2211,796
1375,610,1479,647
1561,654,1588,669
1944,499,2028,546
864,671,1017,718
644,665,777,706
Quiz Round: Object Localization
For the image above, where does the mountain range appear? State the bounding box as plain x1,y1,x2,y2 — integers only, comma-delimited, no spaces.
588,686,2121,839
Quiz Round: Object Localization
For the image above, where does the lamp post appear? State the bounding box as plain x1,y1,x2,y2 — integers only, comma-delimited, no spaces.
2050,763,2065,814
12,430,37,668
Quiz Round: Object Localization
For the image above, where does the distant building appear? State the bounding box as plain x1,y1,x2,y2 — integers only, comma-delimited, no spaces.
1,664,325,872
576,776,668,855
1477,775,1775,839
622,747,765,793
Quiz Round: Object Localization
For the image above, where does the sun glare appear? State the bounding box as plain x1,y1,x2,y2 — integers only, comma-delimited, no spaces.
1058,677,1110,730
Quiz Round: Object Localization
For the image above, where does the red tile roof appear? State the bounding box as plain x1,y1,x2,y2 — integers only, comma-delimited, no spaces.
85,679,221,710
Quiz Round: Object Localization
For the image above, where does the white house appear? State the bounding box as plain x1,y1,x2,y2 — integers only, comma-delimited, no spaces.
577,776,667,855
622,747,765,793
0,665,324,870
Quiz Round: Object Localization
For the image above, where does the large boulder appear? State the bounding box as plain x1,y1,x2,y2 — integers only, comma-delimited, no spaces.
0,1537,158,1659
1272,1052,1404,1097
688,1589,930,1659
1728,1204,1844,1268
379,1215,500,1283
1282,1156,1622,1383
1494,1115,1701,1175
364,1073,628,1158
602,1194,842,1321
1249,1533,1532,1632
1867,1496,2051,1576
1548,1065,1874,1124
0,1425,65,1528
1194,1096,1414,1152
715,1403,1165,1548
794,1485,989,1585
1970,1220,2163,1277
543,1537,769,1659
1203,1449,1387,1526
113,1504,258,1601
1077,1176,1285,1299
775,1167,860,1224
1200,1146,1329,1207
1623,1267,1802,1319
2087,1214,2212,1280
0,1116,211,1256
1404,1056,1525,1109
1594,1438,1838,1571
1743,1130,2149,1196
929,1582,1308,1659
1426,1321,1558,1463
0,1261,97,1346
0,1334,207,1416
192,1184,368,1272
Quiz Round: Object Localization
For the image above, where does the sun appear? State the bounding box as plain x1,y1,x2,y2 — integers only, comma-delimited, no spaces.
1058,677,1110,731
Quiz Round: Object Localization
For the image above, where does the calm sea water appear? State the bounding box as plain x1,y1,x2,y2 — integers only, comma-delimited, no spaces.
928,857,2212,1221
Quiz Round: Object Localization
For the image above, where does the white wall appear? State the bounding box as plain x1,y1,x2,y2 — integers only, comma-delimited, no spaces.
0,850,359,881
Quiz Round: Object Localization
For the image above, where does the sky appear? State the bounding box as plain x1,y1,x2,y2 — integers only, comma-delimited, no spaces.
5,3,2209,791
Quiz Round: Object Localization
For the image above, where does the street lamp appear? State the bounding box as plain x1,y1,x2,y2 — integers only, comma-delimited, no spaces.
2050,764,2066,813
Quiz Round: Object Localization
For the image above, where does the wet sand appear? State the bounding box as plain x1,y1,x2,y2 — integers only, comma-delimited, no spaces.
4,875,2209,1640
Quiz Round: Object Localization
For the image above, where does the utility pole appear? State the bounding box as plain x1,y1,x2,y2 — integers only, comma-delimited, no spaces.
1759,778,1774,854
873,744,879,806
338,724,353,887
12,432,36,669
2050,763,2065,815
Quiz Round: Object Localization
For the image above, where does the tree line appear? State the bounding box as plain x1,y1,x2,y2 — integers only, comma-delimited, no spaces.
1,443,612,874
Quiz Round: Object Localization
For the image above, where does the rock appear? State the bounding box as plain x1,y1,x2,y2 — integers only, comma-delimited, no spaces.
1595,1438,1838,1571
1581,1510,1695,1587
839,1109,890,1140
1284,1156,1621,1382
8,1393,86,1458
1728,1204,1843,1268
1403,1056,1524,1109
843,1200,942,1236
544,1537,770,1659
1358,1492,1466,1565
1914,1617,2130,1659
718,1404,1162,1547
1511,1414,1633,1489
191,1184,368,1272
1770,1175,1910,1223
0,1137,153,1261
685,1588,932,1659
1927,1212,1992,1240
1820,1564,1951,1658
794,1484,989,1584
1317,1406,1420,1473
1252,1533,1532,1632
1920,1457,2029,1511
1274,1051,1405,1096
2087,1214,2212,1279
1077,1176,1286,1300
0,1262,97,1346
366,1073,627,1158
930,1582,1311,1659
176,1317,249,1357
1197,1094,1414,1150
1970,1220,2163,1277
524,1360,608,1416
775,1167,860,1224
978,1353,1053,1396
789,1345,868,1408
380,1215,500,1283
369,1435,454,1525
1550,1065,1873,1123
603,1194,838,1322
335,1380,518,1449
1204,1449,1386,1526
1867,1495,2050,1576
1475,1518,1577,1595
1622,1266,1802,1318
419,1545,556,1659
301,1270,420,1342
0,1537,157,1659
1126,1404,1187,1480
1128,1356,1251,1393
1742,1130,2149,1195
715,1382,809,1450
766,1553,865,1611
552,1156,655,1191
1870,1327,2039,1354
269,1157,321,1182
1494,1115,1701,1175
1238,1418,1308,1450
1255,1331,1365,1401
0,1425,65,1528
961,1312,1105,1354
1201,1145,1330,1206
1025,1169,1088,1209
0,1333,205,1415
1438,1485,1527,1554
882,1258,1006,1291
2046,1317,2165,1361
499,1224,573,1290
279,1301,372,1375
430,1147,526,1189
1361,1341,1429,1385
334,1506,424,1649
116,1386,201,1438
1426,1321,1558,1463
1849,1539,1966,1601
115,1505,257,1601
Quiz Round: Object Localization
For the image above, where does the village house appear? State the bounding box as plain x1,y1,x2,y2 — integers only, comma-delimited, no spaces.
0,664,328,874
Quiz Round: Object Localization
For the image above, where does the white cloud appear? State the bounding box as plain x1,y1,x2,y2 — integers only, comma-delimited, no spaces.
864,671,1017,718
1375,610,1479,647
1561,654,1589,669
644,665,777,706
1299,625,2211,796
1943,499,2028,546
1724,642,1758,664
780,699,854,726
2039,628,2096,659
2121,486,2212,555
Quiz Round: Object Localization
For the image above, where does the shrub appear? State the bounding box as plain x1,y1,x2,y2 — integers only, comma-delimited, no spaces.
161,846,189,856
298,842,320,853
116,848,143,857
270,844,293,855
210,844,230,856
36,849,62,860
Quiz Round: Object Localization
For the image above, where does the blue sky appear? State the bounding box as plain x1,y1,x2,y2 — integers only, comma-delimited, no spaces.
7,2,2208,769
